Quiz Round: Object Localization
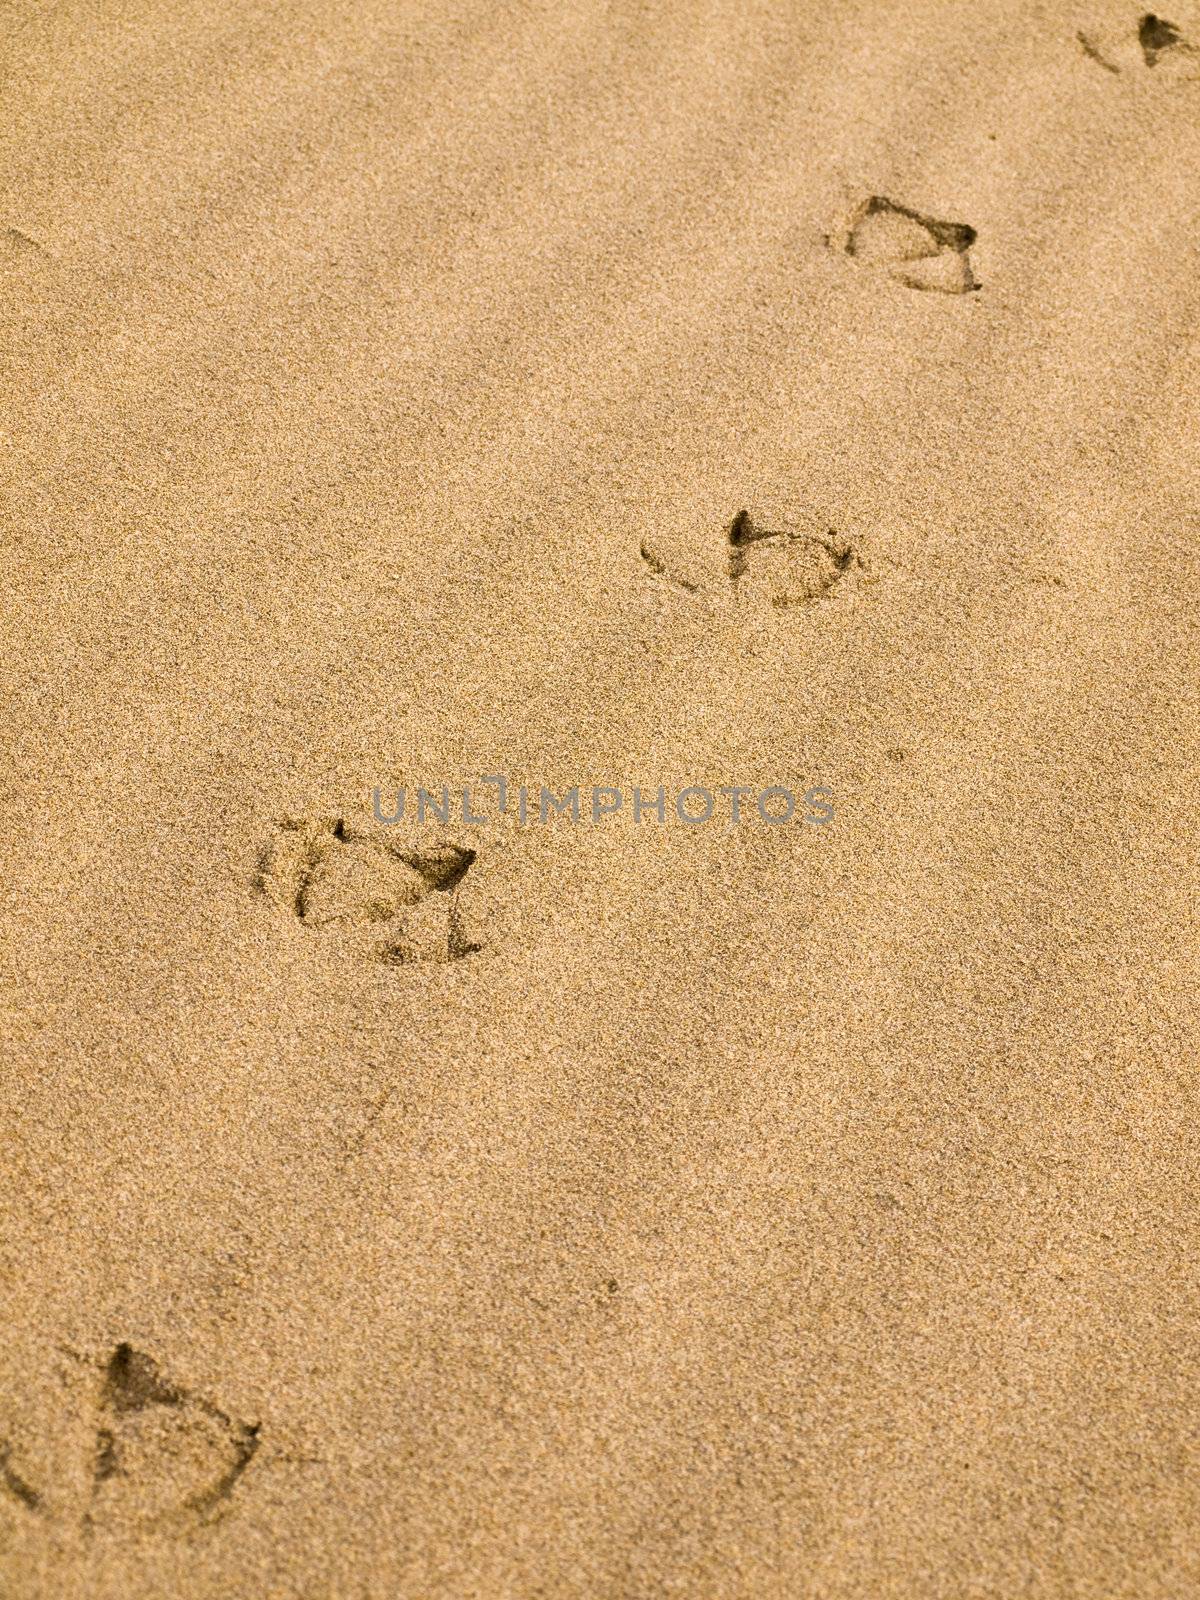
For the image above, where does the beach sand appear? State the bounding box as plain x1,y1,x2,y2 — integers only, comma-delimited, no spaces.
2,1,1198,1594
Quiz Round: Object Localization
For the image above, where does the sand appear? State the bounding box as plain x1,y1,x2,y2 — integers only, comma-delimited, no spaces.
2,0,1199,1594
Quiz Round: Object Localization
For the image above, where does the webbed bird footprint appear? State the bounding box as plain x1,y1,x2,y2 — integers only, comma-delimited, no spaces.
640,510,868,610
728,509,866,607
92,1345,259,1528
0,1343,259,1534
1078,13,1197,74
257,817,482,964
838,196,979,295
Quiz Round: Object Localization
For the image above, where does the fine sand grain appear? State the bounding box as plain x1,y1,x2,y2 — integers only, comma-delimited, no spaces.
2,2,1199,1595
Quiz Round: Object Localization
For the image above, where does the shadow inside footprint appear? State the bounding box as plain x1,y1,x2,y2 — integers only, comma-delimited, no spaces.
103,1344,184,1414
843,196,979,294
393,843,476,894
1139,13,1184,63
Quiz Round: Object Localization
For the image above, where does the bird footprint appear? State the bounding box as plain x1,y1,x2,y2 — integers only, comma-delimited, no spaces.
837,196,979,295
1078,13,1198,74
1,1344,259,1535
727,509,864,605
640,509,868,610
256,816,483,964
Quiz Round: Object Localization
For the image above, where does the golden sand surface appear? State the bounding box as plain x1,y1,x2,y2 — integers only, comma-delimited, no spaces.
2,2,1198,1594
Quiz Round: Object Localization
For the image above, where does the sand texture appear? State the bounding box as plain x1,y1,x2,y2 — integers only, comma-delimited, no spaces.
2,1,1199,1595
